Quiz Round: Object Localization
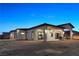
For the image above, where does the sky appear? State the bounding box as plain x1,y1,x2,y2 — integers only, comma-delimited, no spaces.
0,3,79,32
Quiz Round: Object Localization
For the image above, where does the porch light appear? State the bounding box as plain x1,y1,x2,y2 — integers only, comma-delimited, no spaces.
10,33,13,36
17,30,20,33
63,32,64,34
21,32,25,34
45,30,48,33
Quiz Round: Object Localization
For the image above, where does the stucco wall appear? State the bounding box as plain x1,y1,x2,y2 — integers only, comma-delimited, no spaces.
16,30,27,40
46,29,64,41
73,35,79,40
10,32,15,40
26,25,64,41
10,25,64,41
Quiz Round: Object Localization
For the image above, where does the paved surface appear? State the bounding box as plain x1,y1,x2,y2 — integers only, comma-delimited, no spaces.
0,40,79,56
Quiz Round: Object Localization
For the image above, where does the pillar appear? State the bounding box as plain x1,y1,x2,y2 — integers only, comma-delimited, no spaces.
70,29,73,40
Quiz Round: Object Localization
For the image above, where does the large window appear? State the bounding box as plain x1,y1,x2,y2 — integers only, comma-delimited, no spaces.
38,32,44,40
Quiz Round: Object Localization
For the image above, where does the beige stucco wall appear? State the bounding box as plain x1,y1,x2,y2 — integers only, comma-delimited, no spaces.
10,25,64,41
26,25,64,41
73,35,79,40
46,29,64,41
16,30,27,40
10,32,15,40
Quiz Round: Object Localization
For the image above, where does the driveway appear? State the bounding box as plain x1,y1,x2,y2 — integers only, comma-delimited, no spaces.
0,40,79,56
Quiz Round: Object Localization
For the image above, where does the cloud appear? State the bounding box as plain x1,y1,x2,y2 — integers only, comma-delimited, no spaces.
43,15,55,19
30,14,55,19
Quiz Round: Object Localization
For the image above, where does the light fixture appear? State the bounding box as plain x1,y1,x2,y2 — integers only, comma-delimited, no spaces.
17,30,20,33
45,30,48,33
63,32,64,34
21,32,25,34
10,33,13,36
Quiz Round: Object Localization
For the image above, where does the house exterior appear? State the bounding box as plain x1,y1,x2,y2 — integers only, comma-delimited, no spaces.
10,29,28,40
9,23,74,41
72,31,79,40
0,32,10,39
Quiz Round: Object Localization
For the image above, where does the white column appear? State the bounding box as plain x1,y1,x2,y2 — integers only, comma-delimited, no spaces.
62,32,65,40
44,30,47,41
70,29,73,40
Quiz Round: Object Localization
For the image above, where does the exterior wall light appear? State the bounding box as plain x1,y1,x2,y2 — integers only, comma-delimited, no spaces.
63,32,64,34
45,30,48,33
17,30,20,33
21,32,25,34
10,33,13,37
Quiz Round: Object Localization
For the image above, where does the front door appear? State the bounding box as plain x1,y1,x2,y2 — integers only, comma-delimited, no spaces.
55,33,62,40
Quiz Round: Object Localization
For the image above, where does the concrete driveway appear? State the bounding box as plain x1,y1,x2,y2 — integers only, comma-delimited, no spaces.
0,40,79,56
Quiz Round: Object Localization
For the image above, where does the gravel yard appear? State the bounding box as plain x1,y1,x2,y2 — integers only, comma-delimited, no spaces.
0,40,79,56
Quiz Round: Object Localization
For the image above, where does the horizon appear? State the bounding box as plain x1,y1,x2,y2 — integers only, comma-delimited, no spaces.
0,3,79,32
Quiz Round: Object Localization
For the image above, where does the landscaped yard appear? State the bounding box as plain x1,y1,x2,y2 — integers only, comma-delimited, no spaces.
0,40,79,56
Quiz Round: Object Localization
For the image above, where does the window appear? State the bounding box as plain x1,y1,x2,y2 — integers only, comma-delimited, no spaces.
51,33,53,37
38,32,43,40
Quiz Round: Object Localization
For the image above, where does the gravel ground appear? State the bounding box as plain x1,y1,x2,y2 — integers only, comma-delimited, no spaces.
0,40,79,56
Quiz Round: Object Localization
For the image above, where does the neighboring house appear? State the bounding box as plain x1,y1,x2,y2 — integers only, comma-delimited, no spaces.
72,31,79,40
0,32,10,39
9,23,74,41
10,29,28,40
0,35,3,39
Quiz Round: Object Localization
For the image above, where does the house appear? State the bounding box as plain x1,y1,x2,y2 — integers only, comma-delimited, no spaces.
10,29,28,40
0,35,3,39
72,31,79,40
0,32,10,39
1,32,10,39
9,23,74,41
63,30,79,40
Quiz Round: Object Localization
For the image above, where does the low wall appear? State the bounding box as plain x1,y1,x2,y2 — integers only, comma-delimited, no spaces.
73,35,79,40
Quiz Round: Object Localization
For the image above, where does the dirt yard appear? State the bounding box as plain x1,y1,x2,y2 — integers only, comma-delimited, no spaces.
0,40,79,56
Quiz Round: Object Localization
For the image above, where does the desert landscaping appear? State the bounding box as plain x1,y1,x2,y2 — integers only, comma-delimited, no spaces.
0,40,79,56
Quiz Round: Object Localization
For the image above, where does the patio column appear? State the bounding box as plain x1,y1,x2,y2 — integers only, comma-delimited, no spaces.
70,29,73,40
43,25,47,42
62,31,65,40
43,30,47,42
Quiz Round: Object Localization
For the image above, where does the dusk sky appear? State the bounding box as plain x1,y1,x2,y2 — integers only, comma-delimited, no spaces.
0,3,79,32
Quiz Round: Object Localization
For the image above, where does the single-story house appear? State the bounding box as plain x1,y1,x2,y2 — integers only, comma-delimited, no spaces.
9,23,74,41
72,31,79,40
0,35,3,39
0,32,10,39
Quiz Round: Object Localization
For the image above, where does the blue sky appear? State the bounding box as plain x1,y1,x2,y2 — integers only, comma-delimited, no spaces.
0,3,79,32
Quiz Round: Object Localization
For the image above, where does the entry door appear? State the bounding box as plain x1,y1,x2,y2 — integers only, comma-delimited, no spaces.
55,33,60,39
55,33,61,40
